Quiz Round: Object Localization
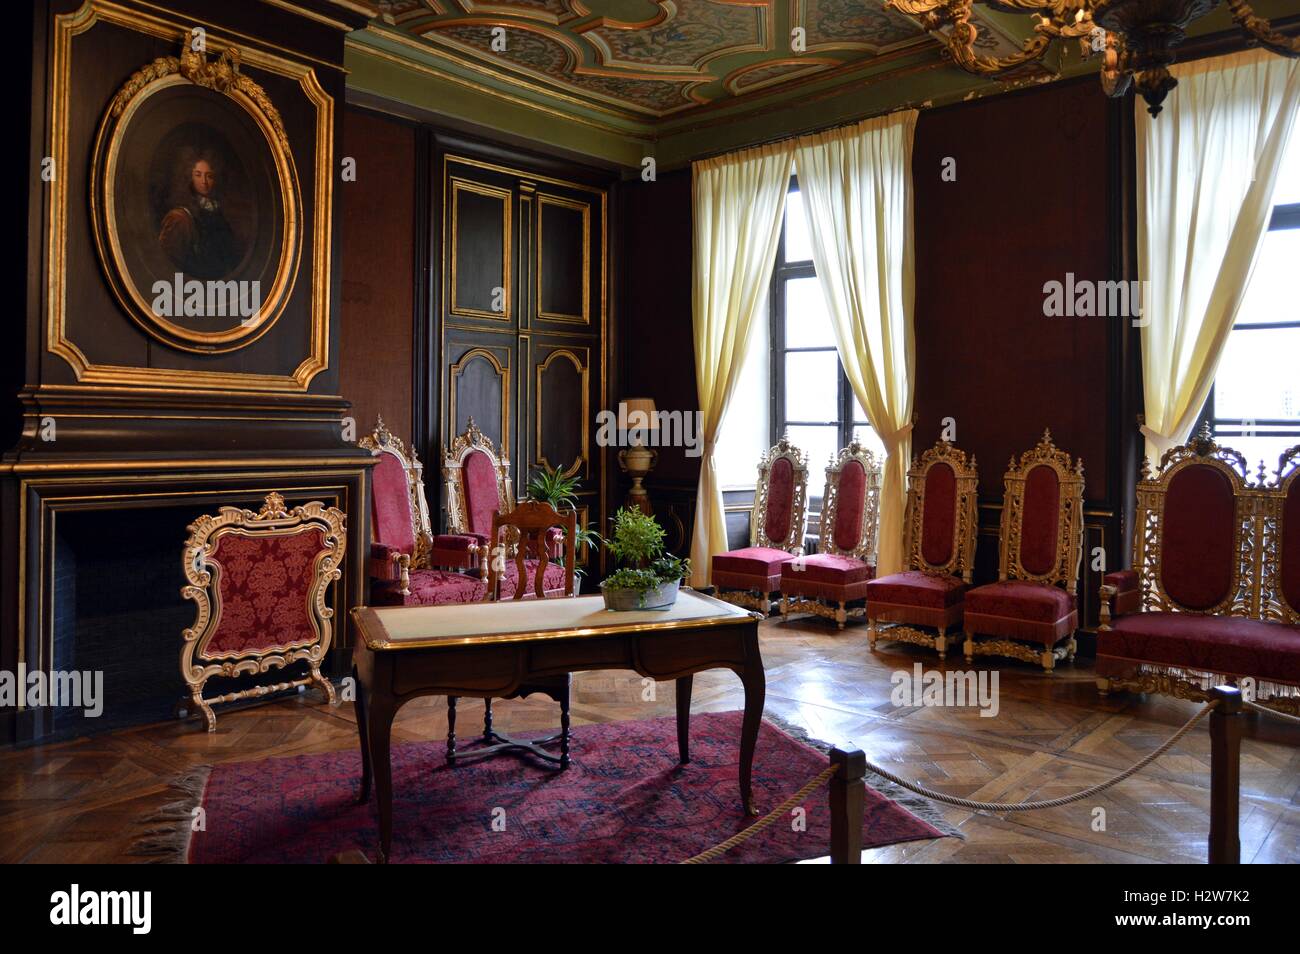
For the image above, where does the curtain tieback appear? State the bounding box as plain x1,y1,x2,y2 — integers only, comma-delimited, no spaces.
878,421,913,451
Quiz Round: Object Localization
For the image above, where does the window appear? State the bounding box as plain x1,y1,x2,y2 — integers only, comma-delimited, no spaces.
713,178,887,495
1199,128,1300,474
771,179,885,481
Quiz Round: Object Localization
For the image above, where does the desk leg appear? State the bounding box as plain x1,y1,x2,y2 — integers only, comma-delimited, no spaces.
676,675,693,764
353,665,371,804
739,627,765,816
368,695,397,864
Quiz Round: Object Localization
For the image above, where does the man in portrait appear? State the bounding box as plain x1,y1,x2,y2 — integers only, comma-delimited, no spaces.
157,148,243,279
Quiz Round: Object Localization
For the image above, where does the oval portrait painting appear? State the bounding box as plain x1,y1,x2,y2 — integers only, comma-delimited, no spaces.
94,57,300,352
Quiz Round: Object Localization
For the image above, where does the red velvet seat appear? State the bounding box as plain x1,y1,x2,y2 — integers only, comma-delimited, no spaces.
963,430,1085,671
868,571,967,609
866,441,978,656
780,443,881,629
711,438,809,613
713,546,801,593
1099,613,1300,686
964,580,1076,643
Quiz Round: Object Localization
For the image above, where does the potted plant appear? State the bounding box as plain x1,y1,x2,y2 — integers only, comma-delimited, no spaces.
524,464,600,575
599,507,691,610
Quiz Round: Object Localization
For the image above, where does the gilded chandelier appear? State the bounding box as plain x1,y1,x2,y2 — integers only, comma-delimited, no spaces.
886,0,1300,115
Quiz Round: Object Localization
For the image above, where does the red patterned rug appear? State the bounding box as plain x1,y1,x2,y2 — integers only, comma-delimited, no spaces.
171,712,946,863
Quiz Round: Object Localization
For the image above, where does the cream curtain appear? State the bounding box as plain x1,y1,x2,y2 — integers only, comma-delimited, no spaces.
689,141,795,585
1139,49,1300,465
794,111,918,577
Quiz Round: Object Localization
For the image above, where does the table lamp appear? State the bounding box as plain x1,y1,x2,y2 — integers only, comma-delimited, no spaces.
617,397,658,514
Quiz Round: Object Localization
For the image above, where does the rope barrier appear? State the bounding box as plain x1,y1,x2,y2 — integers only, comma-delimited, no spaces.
1245,700,1300,723
680,762,840,864
680,700,1221,863
858,701,1216,812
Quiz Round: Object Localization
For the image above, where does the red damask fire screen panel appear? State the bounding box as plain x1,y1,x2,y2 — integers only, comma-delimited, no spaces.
181,492,346,731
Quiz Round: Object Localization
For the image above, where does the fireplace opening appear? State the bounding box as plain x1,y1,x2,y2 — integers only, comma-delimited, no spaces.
46,504,321,739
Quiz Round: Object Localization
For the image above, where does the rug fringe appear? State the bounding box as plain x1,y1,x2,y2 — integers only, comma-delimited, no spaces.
764,713,965,840
126,765,211,863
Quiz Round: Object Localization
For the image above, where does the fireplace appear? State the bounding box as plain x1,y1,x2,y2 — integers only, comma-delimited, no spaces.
2,465,370,745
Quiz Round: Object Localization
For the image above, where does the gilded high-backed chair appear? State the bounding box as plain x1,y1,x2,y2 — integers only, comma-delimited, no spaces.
1095,433,1300,711
181,493,344,731
779,443,882,629
441,418,566,598
866,440,979,658
963,430,1085,672
711,437,809,613
448,500,578,769
361,417,486,607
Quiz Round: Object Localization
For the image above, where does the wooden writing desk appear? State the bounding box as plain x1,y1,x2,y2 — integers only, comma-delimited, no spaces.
350,590,764,863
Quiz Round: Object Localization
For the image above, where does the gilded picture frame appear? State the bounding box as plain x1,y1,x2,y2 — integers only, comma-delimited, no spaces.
90,42,301,353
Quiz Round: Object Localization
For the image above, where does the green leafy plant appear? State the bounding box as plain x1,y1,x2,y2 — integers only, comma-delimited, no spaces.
525,465,581,511
601,507,690,591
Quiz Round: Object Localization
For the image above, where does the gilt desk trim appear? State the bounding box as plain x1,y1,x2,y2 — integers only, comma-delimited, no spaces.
348,590,765,863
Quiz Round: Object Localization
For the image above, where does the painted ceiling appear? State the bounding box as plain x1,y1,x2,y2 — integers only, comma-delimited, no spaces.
353,0,1030,119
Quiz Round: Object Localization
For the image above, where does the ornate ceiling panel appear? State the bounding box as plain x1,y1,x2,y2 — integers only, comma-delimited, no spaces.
355,0,995,118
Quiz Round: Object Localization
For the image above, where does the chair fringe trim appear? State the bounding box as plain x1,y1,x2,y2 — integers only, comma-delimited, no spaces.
764,713,964,840
126,765,211,863
1133,663,1300,700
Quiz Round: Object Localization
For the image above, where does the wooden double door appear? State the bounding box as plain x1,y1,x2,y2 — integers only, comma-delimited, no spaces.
436,151,608,575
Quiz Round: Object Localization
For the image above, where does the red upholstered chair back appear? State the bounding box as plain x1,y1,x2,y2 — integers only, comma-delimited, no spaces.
360,416,432,566
1132,426,1253,617
817,443,882,562
905,440,979,581
999,430,1085,593
443,418,513,539
1269,446,1300,623
752,436,809,552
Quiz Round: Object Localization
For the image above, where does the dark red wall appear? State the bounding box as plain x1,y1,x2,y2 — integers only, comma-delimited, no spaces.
617,168,699,485
911,79,1114,501
339,107,417,444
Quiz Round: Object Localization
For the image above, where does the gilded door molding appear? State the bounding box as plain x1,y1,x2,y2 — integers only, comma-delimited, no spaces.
449,346,510,450
535,193,591,325
534,346,589,478
448,177,513,321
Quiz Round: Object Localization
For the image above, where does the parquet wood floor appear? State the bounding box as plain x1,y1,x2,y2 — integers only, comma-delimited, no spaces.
2,615,1296,863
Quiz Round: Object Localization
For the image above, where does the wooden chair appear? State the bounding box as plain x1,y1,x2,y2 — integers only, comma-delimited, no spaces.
866,440,979,658
360,416,486,607
711,436,810,614
440,418,566,596
962,429,1085,672
180,492,344,731
778,442,882,629
447,500,578,769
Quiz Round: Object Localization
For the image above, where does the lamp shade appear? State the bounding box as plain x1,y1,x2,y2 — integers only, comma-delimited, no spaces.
619,397,659,431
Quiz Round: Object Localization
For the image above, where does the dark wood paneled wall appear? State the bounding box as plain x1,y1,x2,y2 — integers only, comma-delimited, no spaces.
339,108,418,445
615,168,698,555
434,142,611,574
